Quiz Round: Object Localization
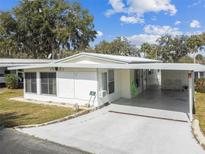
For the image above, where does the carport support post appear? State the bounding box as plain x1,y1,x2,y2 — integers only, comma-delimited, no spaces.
188,71,194,121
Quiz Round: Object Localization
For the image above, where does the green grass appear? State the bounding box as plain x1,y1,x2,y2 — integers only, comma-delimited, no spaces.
0,89,78,127
195,93,205,135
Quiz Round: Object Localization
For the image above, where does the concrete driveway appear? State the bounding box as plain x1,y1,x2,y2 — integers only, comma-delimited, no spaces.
18,105,204,154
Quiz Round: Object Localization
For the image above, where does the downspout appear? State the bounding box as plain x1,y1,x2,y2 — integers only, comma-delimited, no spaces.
96,68,100,107
188,71,194,121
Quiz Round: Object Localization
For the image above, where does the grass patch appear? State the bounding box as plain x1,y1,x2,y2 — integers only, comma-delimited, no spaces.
195,92,205,135
0,89,79,127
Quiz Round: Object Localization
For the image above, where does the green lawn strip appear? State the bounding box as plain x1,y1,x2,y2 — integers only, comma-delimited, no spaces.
0,89,79,127
195,93,205,135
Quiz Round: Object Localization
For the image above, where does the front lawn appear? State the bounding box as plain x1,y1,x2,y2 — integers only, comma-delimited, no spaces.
0,89,78,127
195,93,205,134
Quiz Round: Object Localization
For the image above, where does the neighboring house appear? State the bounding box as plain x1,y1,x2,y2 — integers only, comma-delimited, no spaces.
195,71,205,79
0,58,51,86
9,52,205,120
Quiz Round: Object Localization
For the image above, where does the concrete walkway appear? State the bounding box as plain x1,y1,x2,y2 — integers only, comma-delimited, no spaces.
18,105,204,154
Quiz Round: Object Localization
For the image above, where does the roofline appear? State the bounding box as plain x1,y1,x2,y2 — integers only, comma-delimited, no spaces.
56,53,127,64
0,64,40,67
55,52,161,64
8,63,205,72
0,58,51,60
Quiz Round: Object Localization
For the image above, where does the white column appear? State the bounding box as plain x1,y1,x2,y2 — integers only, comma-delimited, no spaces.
188,71,194,121
198,72,200,79
37,72,41,95
23,72,25,97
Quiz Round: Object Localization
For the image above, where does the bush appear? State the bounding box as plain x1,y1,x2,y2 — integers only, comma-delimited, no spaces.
195,78,205,93
5,74,19,89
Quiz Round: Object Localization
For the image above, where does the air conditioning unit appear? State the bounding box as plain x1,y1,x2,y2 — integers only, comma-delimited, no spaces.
99,90,107,98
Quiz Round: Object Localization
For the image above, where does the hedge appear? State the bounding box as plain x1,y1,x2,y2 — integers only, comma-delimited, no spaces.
5,74,19,89
195,78,205,93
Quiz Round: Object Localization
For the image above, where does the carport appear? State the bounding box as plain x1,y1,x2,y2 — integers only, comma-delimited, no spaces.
110,68,192,122
106,66,194,121
94,63,205,121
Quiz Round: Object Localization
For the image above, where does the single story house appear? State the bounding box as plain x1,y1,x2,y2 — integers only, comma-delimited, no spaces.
9,52,205,120
0,58,51,85
195,71,205,79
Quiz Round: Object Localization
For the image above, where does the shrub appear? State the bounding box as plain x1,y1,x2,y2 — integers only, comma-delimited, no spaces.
5,74,19,89
195,78,205,93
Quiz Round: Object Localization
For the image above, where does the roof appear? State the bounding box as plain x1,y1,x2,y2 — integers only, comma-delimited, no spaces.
8,63,205,72
56,52,161,64
0,58,52,67
6,53,205,72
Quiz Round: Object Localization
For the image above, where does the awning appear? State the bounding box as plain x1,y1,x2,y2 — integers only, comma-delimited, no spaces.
7,63,205,72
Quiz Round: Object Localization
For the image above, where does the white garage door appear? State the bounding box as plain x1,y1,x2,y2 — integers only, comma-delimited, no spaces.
58,72,97,100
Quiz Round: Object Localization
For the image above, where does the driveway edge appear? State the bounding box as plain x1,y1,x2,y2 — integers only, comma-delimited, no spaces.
14,109,91,129
14,102,109,129
192,119,205,149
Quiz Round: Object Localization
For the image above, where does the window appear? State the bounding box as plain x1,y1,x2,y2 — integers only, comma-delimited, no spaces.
25,72,37,93
101,72,108,91
200,72,204,77
108,70,114,94
40,72,56,95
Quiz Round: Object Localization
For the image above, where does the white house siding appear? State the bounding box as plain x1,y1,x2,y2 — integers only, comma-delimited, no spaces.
24,68,98,106
57,72,75,98
161,70,189,90
119,69,133,99
114,69,149,100
147,70,161,88
23,67,163,107
97,69,121,105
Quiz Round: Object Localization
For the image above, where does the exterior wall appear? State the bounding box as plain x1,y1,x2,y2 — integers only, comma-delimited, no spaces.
97,69,140,105
121,69,160,97
139,70,147,94
120,69,133,99
97,69,121,105
24,67,126,107
97,69,141,105
147,70,161,87
24,68,98,106
161,70,189,90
